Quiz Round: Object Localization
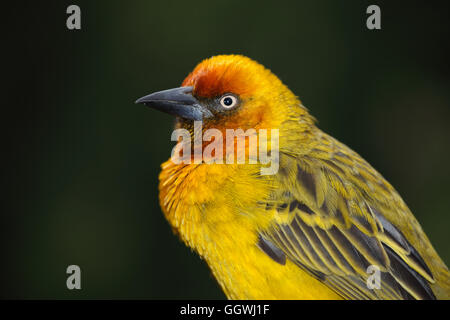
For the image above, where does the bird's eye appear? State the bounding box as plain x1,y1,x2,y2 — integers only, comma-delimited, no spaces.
219,95,238,109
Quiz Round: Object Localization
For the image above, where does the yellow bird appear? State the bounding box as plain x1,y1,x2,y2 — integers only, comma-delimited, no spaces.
136,55,450,299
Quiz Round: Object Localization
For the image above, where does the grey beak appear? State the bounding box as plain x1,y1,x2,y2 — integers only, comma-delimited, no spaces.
135,86,212,121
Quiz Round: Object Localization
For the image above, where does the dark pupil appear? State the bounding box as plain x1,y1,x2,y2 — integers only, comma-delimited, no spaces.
223,97,233,106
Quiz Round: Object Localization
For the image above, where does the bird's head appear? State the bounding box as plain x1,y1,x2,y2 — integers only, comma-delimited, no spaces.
136,55,315,135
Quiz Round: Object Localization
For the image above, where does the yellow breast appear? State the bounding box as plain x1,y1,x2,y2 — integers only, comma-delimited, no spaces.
158,159,341,299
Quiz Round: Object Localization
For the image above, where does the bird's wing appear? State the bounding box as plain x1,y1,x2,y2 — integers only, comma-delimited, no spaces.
259,150,436,300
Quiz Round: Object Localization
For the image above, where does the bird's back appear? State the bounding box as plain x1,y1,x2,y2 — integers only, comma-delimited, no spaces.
262,130,450,299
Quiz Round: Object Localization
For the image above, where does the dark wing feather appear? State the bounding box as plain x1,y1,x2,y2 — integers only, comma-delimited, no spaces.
260,153,436,300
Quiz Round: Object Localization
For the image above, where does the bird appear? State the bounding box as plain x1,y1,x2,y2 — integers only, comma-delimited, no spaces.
136,55,450,299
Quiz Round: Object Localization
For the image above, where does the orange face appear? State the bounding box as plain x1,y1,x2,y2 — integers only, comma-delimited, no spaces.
137,54,307,134
179,55,294,133
182,55,261,100
136,55,313,164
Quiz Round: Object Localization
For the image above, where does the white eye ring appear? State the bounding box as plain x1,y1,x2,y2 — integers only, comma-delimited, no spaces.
219,95,238,109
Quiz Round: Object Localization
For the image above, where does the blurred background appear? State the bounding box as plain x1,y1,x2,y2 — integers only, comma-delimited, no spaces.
2,0,449,299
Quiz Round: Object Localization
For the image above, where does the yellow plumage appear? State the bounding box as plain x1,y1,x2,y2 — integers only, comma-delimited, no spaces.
140,55,449,299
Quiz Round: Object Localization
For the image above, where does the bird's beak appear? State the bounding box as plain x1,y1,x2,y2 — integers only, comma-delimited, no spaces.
135,86,212,121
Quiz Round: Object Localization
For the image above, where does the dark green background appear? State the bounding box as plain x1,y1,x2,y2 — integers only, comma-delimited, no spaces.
3,1,449,298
